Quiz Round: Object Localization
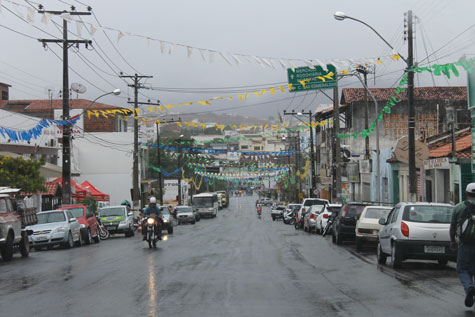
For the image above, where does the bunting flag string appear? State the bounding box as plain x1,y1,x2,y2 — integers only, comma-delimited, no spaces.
0,117,80,143
186,162,291,172
181,169,204,190
1,0,401,72
337,58,475,139
141,151,183,176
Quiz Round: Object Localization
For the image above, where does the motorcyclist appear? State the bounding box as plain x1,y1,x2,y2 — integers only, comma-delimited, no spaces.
256,203,262,214
142,197,163,241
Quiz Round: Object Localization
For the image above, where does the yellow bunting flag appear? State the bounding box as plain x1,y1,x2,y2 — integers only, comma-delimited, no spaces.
228,96,233,100
135,108,140,115
183,102,193,106
165,104,174,109
270,87,275,95
175,122,183,127
392,54,401,60
288,84,293,91
156,120,161,125
298,81,307,89
316,76,325,82
147,106,153,112
253,91,261,97
197,100,207,105
279,86,285,93
238,94,244,101
376,59,382,64
260,89,266,95
245,92,249,99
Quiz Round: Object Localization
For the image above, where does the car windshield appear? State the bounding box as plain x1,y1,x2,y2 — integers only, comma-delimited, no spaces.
161,208,170,215
402,205,454,223
310,205,325,213
347,205,367,216
277,206,286,210
364,208,391,219
66,208,84,219
100,207,126,217
37,212,66,224
289,205,301,211
176,207,192,213
193,197,213,208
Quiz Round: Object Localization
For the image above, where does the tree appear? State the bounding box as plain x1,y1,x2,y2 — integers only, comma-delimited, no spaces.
0,156,46,193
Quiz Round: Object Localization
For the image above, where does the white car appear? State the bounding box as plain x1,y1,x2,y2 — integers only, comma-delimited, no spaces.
298,198,329,225
316,204,341,234
303,204,325,233
355,206,392,250
271,205,286,221
27,210,82,250
377,202,457,268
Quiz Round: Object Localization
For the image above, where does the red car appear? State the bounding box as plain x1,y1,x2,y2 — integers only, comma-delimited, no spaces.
58,205,100,244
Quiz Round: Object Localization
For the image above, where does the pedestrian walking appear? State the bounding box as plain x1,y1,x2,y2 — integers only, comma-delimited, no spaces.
450,183,475,307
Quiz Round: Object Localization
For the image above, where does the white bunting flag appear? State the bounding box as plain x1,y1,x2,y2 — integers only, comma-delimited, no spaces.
159,41,166,54
278,59,288,69
220,52,232,65
41,12,52,25
76,21,84,37
231,54,242,65
89,24,97,36
117,31,125,42
187,46,193,58
199,48,207,62
209,51,215,63
304,60,315,69
261,58,274,68
168,43,175,55
26,7,35,23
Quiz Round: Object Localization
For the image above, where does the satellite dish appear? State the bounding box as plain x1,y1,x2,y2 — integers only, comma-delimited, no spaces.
71,83,87,94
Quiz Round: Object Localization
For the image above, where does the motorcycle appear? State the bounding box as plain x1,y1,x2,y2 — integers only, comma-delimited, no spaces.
144,215,162,248
283,211,296,225
133,217,141,232
322,213,335,237
97,218,109,240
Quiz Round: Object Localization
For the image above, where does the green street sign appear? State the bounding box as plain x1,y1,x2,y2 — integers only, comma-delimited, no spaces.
287,64,337,92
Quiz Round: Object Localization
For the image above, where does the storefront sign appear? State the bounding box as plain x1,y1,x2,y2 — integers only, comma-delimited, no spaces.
393,136,429,168
346,163,360,183
423,157,450,170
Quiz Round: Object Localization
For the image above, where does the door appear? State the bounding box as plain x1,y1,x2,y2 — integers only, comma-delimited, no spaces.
86,207,98,236
380,207,399,253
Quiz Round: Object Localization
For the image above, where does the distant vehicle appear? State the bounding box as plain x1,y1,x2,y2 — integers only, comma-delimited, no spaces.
175,206,196,225
296,198,329,229
332,202,373,245
284,204,301,225
303,204,325,233
58,205,100,244
98,205,134,237
316,204,341,234
216,190,229,207
192,193,219,218
377,202,456,268
271,205,286,221
161,207,174,234
355,206,392,250
0,189,36,260
261,198,273,206
27,209,82,250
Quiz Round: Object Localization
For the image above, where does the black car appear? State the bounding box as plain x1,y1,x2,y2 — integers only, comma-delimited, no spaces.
332,202,372,245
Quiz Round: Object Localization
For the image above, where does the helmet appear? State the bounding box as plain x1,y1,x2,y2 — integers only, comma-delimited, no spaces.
121,200,131,207
149,197,157,204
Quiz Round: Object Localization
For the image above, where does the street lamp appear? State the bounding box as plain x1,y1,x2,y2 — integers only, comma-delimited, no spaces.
62,88,121,205
335,10,416,202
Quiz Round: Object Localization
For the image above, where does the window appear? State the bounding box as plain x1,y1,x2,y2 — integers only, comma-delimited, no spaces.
241,145,249,150
402,205,454,223
390,207,400,223
365,208,391,219
254,146,261,151
86,207,93,218
1,90,8,100
0,199,7,213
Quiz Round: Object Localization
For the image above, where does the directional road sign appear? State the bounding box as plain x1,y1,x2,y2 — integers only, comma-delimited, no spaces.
287,64,337,92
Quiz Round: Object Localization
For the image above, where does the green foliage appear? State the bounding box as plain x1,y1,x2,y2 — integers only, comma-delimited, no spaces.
0,156,46,193
79,196,97,214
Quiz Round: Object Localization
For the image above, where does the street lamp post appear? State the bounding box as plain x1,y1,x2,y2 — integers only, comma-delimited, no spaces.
62,88,121,204
334,11,415,202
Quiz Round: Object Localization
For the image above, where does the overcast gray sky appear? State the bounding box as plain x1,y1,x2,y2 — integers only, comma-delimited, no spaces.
0,0,474,120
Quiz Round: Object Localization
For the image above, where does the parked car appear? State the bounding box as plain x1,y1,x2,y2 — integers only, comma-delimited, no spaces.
271,205,286,221
316,204,341,234
27,209,82,250
297,198,329,229
377,202,456,268
58,205,100,244
332,202,373,245
175,206,196,225
161,207,174,234
355,206,392,250
98,205,134,237
303,204,325,233
261,198,273,206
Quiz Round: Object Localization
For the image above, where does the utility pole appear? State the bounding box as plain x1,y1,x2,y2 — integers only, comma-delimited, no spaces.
38,7,92,205
121,74,153,208
407,10,417,202
155,118,181,205
332,87,342,203
356,66,373,160
283,110,317,197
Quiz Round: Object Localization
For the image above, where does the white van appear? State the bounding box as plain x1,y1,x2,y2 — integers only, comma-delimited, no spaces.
192,193,218,218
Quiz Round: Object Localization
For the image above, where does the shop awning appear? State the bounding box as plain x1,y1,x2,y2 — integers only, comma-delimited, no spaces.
80,181,110,202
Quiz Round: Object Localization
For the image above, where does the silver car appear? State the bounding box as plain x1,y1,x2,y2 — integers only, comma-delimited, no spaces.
175,206,196,225
26,210,81,250
377,202,457,268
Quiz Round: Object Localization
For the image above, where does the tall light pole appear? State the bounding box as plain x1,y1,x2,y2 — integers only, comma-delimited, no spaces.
334,11,415,202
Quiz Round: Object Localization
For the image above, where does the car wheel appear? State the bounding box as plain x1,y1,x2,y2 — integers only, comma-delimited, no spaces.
377,242,387,265
19,233,30,258
85,229,92,245
332,231,336,243
391,243,402,269
93,228,100,243
289,218,295,225
355,238,363,251
437,259,448,267
75,232,83,247
65,232,74,249
168,227,174,234
272,216,275,221
191,220,196,225
1,232,14,261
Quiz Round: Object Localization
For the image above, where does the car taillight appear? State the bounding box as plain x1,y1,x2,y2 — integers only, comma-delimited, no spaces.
323,214,329,219
310,214,316,220
401,221,409,237
341,205,348,219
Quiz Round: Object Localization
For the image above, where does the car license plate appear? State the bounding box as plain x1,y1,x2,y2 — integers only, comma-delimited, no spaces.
35,236,48,242
106,226,116,230
424,246,445,254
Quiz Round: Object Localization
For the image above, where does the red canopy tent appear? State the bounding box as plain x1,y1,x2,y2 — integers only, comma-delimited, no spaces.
80,181,110,202
51,178,90,201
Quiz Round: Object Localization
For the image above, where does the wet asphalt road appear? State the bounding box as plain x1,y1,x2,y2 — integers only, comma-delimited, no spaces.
0,196,472,317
